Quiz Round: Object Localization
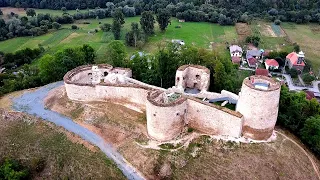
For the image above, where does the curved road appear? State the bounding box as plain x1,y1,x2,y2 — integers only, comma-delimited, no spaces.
12,81,145,180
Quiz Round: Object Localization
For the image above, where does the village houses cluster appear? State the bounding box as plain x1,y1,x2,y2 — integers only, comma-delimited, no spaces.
228,44,318,100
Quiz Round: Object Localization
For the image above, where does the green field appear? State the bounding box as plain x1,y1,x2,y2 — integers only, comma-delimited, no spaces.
0,15,237,62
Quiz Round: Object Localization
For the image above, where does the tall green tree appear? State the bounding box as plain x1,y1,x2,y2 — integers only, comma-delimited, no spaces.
26,8,36,17
106,40,127,67
300,116,320,154
140,11,155,35
112,9,125,40
156,47,180,88
125,22,145,47
156,9,171,31
213,60,227,92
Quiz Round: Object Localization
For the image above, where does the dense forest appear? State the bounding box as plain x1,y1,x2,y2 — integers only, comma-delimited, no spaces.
1,0,320,24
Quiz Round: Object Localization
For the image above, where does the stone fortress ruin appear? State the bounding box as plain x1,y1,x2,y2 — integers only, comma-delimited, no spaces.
64,64,281,142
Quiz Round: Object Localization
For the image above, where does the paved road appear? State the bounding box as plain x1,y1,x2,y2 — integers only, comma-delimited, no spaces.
12,81,145,180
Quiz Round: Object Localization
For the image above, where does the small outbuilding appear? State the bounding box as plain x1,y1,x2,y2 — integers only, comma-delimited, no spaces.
265,59,279,70
255,68,269,77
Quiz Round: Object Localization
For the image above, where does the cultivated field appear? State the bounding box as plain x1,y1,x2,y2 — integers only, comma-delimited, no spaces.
282,23,320,70
0,109,125,179
0,8,237,62
250,21,292,51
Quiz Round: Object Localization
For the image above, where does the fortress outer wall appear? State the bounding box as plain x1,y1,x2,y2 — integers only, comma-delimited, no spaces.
187,98,243,138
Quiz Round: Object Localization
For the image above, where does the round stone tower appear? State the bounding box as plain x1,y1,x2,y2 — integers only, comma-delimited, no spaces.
146,90,187,142
236,75,281,140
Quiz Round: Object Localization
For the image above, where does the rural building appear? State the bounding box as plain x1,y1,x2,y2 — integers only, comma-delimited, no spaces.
232,56,241,65
64,64,281,142
286,51,305,72
247,57,258,68
230,45,243,57
246,50,262,60
255,69,269,77
265,59,279,70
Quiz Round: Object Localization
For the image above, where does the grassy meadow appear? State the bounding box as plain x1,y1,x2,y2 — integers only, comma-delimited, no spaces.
281,22,320,70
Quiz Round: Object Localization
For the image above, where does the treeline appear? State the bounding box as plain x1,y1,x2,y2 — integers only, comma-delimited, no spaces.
278,86,320,156
0,44,95,96
0,12,73,41
1,0,320,24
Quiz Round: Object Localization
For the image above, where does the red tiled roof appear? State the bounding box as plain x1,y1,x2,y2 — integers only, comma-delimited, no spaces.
247,57,257,66
265,59,279,67
286,52,305,66
255,69,269,76
305,91,315,100
232,56,241,64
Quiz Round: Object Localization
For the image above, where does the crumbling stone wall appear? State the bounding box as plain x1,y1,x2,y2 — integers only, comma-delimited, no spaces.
175,65,210,92
64,65,280,142
146,91,187,141
145,91,243,141
236,76,281,140
187,98,243,138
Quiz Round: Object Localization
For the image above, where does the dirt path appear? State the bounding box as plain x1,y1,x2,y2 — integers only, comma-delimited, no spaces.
12,81,145,180
275,130,320,179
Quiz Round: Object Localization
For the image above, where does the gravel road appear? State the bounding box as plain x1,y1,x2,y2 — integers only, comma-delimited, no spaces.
12,81,144,180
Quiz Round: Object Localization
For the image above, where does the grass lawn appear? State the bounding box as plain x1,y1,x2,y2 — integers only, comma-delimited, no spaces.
0,110,125,179
281,22,320,71
0,16,237,63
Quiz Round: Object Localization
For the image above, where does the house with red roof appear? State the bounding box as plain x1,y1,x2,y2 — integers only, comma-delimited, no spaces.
286,51,305,72
265,59,279,70
232,56,241,65
255,69,269,77
247,57,258,68
305,91,315,100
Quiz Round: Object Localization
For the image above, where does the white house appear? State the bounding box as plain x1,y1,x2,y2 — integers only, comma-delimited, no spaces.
229,45,243,57
265,59,279,70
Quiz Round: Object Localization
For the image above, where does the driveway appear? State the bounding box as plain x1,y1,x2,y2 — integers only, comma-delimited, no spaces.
12,81,145,180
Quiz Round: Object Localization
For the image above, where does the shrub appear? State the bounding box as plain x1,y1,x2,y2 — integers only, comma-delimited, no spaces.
274,19,281,25
71,25,78,29
0,159,29,179
289,68,298,78
302,74,315,84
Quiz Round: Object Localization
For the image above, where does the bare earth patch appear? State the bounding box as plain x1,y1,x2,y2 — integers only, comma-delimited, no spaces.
0,7,26,19
235,23,252,41
44,85,320,179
